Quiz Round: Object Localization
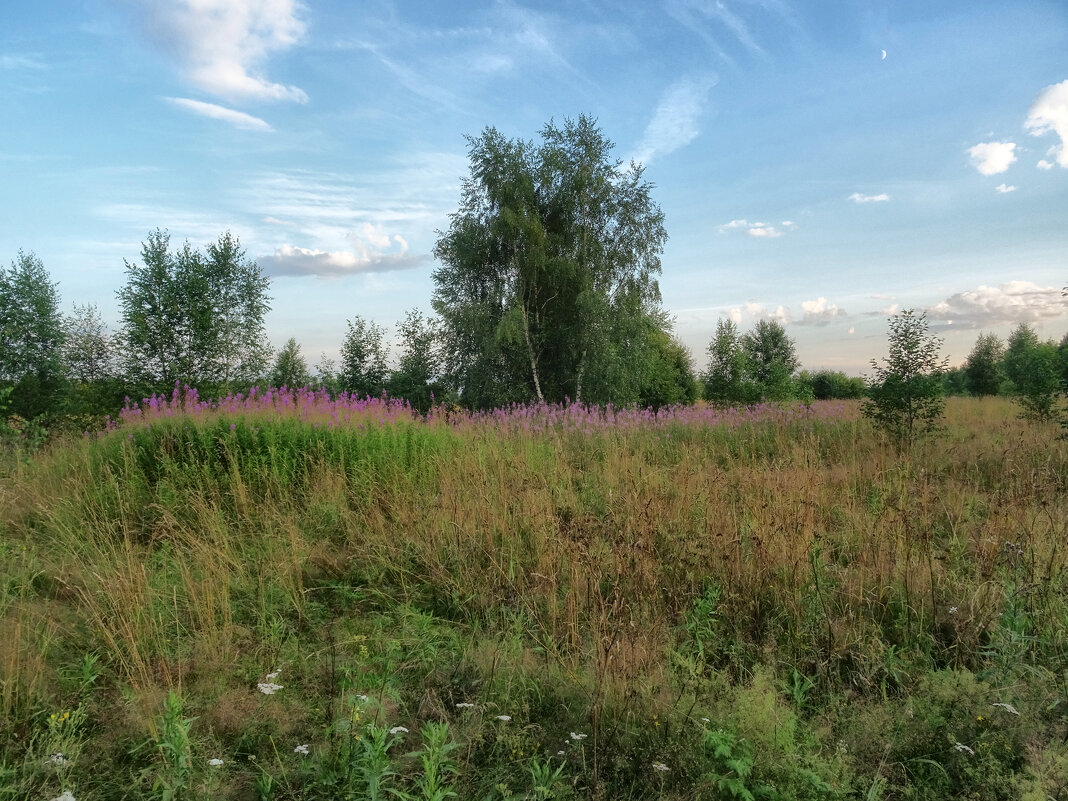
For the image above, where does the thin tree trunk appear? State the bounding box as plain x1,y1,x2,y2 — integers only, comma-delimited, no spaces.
521,303,545,404
575,348,587,404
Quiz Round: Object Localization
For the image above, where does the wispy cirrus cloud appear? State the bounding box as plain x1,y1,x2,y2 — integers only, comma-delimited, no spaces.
666,0,764,59
1025,79,1068,169
630,74,717,165
848,192,889,203
135,0,307,102
967,141,1016,175
929,281,1067,328
165,97,272,131
0,54,46,70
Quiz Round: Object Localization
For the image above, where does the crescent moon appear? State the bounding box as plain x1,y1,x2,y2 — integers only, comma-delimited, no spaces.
881,50,887,60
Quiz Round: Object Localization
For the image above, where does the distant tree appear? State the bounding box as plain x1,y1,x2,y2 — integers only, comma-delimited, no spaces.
702,319,749,404
62,303,116,384
386,309,442,413
269,338,311,389
0,251,65,418
313,353,341,396
201,232,272,390
800,369,866,400
1059,332,1068,389
1002,323,1041,392
941,366,968,396
339,316,389,398
1004,324,1062,420
432,115,668,408
963,332,1004,397
636,325,699,409
61,303,123,418
117,229,272,395
862,309,948,449
742,319,800,400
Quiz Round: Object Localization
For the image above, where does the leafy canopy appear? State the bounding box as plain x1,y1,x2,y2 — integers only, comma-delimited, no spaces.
432,115,672,408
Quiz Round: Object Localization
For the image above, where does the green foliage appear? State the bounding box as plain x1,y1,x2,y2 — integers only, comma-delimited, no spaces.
941,366,968,397
340,315,389,398
1003,324,1063,421
117,230,272,395
635,326,699,409
387,309,444,414
703,319,749,404
151,691,196,801
0,251,65,419
704,318,807,404
963,332,1004,397
862,309,949,449
798,369,866,400
432,115,669,408
743,319,800,399
268,337,311,389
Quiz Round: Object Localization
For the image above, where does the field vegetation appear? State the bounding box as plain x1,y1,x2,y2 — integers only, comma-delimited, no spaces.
2,391,1067,800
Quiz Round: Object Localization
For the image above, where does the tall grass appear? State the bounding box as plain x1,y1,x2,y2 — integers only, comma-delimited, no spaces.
1,394,1066,799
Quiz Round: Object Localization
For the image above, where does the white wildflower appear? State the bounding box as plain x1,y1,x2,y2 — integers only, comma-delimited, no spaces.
51,793,77,801
570,732,587,740
992,702,1020,715
47,752,68,765
557,750,566,755
949,606,958,615
390,726,409,735
356,694,369,702
652,761,670,772
257,682,283,695
266,669,281,681
294,744,310,755
208,757,224,766
954,742,975,755
701,717,711,723
455,702,475,709
496,715,511,721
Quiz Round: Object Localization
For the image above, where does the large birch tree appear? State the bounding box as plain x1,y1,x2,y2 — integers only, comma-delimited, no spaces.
432,116,669,408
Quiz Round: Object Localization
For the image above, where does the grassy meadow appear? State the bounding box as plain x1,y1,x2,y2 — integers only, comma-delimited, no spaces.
1,391,1067,800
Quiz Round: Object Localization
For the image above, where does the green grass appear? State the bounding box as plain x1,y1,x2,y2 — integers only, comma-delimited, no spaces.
1,398,1067,800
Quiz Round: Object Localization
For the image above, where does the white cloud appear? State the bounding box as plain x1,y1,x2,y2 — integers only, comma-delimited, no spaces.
995,183,1016,193
929,281,1067,327
165,97,272,130
631,74,716,165
729,302,790,324
848,192,889,203
139,0,307,102
1025,79,1068,168
718,219,750,230
746,225,782,238
881,303,899,316
967,141,1016,175
796,297,847,326
848,326,855,335
717,219,790,238
258,239,424,279
1037,159,1054,170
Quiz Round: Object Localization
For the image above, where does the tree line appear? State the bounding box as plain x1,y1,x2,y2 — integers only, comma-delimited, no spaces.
2,115,1067,445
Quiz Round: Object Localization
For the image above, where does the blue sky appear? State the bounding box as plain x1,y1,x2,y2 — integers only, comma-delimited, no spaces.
2,0,1066,375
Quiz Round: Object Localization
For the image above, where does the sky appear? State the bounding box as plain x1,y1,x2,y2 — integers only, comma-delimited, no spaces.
2,0,1067,376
